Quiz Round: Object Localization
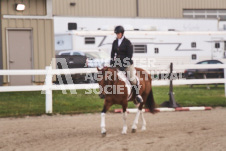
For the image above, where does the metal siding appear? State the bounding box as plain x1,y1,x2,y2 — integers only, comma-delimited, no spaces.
69,0,75,16
139,0,144,17
30,19,39,81
16,19,24,28
156,0,161,17
102,0,107,17
75,0,80,16
200,0,205,9
108,0,115,17
172,0,177,17
23,0,30,15
177,0,183,18
44,20,53,69
64,0,69,16
81,0,86,16
114,0,119,17
23,20,31,28
205,0,212,8
30,0,38,15
1,0,8,15
151,0,157,17
37,20,45,77
158,0,163,17
86,0,91,16
52,0,57,15
8,19,16,28
145,0,149,17
66,0,71,15
122,0,126,17
8,0,17,15
36,0,46,15
56,0,61,15
1,0,46,16
53,0,136,17
89,0,93,16
108,0,113,16
94,0,100,16
2,19,8,82
52,0,226,17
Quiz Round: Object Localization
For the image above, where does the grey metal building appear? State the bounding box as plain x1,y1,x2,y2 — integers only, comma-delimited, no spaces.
52,0,226,20
0,0,55,85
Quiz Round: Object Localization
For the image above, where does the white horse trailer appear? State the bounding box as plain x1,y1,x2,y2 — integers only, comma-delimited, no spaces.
54,17,223,32
55,30,226,66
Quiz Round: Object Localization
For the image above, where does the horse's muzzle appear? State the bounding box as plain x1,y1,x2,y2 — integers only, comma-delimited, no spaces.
99,93,105,99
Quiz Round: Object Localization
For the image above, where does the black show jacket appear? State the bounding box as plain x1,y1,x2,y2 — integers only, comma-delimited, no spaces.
110,37,133,69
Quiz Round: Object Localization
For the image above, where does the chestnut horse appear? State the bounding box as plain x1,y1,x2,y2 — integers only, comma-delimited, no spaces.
97,67,156,136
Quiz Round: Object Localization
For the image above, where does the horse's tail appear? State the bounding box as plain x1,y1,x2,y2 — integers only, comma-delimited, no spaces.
145,74,156,114
145,88,156,114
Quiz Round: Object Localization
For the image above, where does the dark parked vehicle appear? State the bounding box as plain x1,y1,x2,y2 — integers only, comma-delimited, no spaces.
55,53,88,84
184,60,224,79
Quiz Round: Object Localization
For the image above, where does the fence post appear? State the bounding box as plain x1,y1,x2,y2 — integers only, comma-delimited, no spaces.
45,66,53,114
224,68,226,97
160,63,180,108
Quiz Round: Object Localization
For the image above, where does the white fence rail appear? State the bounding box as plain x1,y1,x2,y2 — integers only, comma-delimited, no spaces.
0,64,225,113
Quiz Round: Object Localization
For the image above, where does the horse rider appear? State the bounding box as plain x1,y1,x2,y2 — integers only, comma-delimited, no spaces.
110,25,143,103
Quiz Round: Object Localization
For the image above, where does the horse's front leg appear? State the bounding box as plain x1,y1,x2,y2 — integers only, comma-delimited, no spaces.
131,109,141,133
101,101,112,137
131,102,144,133
140,110,146,131
121,104,128,134
101,112,106,136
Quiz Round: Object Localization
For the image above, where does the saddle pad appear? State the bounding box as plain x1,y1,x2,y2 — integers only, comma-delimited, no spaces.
117,70,133,100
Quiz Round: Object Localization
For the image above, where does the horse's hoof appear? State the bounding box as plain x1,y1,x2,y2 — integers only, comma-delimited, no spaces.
141,126,146,131
101,132,106,137
131,129,136,133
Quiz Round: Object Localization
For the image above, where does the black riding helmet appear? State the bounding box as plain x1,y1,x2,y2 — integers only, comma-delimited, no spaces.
114,26,124,34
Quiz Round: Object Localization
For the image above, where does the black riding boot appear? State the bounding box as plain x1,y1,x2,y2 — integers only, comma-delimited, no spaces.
135,94,143,103
134,81,143,103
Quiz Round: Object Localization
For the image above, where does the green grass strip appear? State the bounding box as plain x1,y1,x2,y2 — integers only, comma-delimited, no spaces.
0,85,225,117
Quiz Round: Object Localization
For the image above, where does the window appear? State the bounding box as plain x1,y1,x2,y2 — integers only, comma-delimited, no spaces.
209,60,222,64
60,52,70,55
191,42,196,48
207,15,217,19
183,15,193,18
73,52,83,56
198,61,208,64
154,48,159,54
133,45,147,53
85,37,95,44
224,41,226,50
195,15,205,19
220,15,226,21
68,23,77,30
191,54,197,60
183,9,226,19
215,43,220,48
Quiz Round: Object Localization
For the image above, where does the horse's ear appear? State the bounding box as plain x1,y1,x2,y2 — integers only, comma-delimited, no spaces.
103,66,108,71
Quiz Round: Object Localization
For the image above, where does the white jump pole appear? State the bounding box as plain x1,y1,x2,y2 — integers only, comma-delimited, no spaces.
45,66,53,114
